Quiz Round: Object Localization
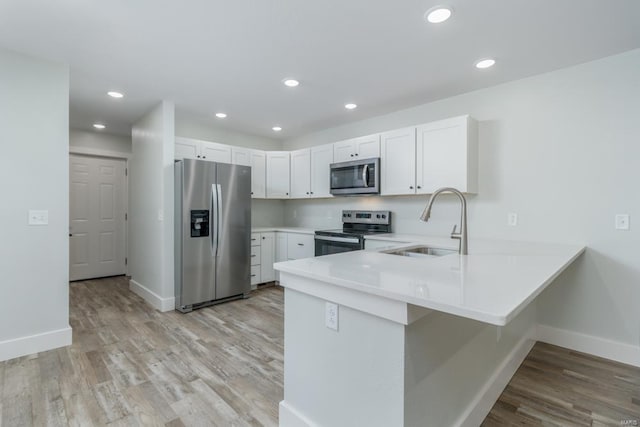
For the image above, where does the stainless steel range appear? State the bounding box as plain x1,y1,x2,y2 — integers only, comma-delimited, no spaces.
314,210,392,256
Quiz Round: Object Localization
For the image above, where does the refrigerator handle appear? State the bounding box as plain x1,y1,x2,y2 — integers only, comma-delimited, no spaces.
211,184,222,257
211,184,218,257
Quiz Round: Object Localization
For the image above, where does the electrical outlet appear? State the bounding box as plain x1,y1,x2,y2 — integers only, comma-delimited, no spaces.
28,210,49,225
507,212,518,227
615,214,630,230
325,302,338,331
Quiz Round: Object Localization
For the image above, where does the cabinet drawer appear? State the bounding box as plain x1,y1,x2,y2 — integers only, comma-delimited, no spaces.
250,265,261,286
287,233,315,260
251,233,261,246
251,245,261,265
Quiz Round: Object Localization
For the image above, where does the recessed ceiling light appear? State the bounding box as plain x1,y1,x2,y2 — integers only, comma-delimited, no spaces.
107,91,124,98
283,79,300,87
345,103,358,110
475,58,496,69
272,126,282,132
93,123,106,129
425,7,452,24
215,113,227,118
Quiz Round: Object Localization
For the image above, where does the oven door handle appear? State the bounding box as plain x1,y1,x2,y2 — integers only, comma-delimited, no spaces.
314,235,361,244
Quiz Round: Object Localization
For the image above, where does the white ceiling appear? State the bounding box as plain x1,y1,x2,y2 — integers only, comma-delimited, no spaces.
1,0,639,139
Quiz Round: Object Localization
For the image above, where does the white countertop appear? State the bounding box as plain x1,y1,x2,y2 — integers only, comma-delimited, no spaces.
252,226,315,235
275,237,585,326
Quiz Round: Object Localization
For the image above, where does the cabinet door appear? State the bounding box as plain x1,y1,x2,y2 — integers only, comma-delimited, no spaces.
290,148,311,198
260,232,276,282
355,134,381,159
250,150,266,198
380,127,417,195
333,140,356,162
310,143,333,198
287,233,314,260
276,232,288,262
416,116,477,194
175,137,200,160
201,141,232,163
266,152,290,198
231,147,251,166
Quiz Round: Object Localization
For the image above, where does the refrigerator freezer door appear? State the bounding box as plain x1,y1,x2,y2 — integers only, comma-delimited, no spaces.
215,163,251,299
178,160,217,307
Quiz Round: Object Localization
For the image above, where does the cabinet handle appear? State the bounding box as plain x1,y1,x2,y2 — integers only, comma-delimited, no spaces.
409,186,414,189
355,153,358,156
286,192,289,195
203,156,206,159
197,155,201,158
350,154,354,157
417,185,422,189
262,236,265,239
251,274,256,277
297,243,304,246
310,191,314,194
306,192,309,195
251,238,257,241
251,192,254,195
251,255,256,257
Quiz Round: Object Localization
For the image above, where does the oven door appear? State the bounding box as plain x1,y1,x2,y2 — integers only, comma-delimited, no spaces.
330,158,380,195
314,235,363,256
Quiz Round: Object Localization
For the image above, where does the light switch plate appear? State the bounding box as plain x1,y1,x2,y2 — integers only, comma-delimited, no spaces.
615,214,630,230
28,210,49,225
325,302,338,331
507,212,518,227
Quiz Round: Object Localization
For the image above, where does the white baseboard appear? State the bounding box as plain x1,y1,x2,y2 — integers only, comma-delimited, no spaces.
279,401,316,427
455,325,536,427
537,324,640,368
0,326,72,362
129,279,175,312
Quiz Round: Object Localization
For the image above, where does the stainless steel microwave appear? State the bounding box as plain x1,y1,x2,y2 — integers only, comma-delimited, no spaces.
330,158,380,195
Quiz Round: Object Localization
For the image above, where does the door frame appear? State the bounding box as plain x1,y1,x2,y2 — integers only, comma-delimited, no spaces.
69,146,130,276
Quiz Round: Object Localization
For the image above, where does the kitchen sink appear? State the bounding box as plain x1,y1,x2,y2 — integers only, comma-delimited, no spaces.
382,245,457,258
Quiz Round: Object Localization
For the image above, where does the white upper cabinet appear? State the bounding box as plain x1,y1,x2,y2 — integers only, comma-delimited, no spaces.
231,147,251,166
200,141,232,163
266,151,290,198
175,137,200,160
333,134,380,162
380,127,417,196
310,143,333,198
290,148,311,198
416,115,478,194
175,137,231,163
250,150,266,198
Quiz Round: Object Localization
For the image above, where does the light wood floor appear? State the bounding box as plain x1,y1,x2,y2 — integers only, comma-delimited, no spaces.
0,276,283,426
484,342,640,426
1,276,638,426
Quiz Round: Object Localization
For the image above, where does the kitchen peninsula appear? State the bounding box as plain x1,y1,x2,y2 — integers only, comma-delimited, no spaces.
275,237,585,427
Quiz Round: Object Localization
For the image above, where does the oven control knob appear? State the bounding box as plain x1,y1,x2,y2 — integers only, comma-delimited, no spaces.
343,213,347,217
376,214,381,219
382,214,386,218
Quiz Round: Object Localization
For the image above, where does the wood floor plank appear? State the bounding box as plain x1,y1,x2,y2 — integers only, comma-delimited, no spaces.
1,276,637,427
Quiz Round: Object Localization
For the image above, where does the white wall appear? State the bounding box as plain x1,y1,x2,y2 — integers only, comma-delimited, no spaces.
283,49,640,350
175,110,282,151
129,101,175,311
69,128,132,155
0,48,71,361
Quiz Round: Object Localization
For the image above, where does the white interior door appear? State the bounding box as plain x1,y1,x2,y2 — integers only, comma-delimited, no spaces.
69,155,126,281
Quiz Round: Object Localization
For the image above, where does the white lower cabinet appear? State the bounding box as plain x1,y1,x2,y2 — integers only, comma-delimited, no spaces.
260,232,276,282
286,233,314,260
250,233,261,289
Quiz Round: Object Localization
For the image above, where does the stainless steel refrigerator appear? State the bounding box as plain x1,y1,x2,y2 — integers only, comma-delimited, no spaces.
174,159,251,312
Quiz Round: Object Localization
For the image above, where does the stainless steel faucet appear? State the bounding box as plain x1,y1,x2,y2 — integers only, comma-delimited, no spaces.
420,187,468,255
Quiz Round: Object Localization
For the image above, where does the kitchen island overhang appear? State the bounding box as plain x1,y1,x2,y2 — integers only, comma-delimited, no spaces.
275,240,585,427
